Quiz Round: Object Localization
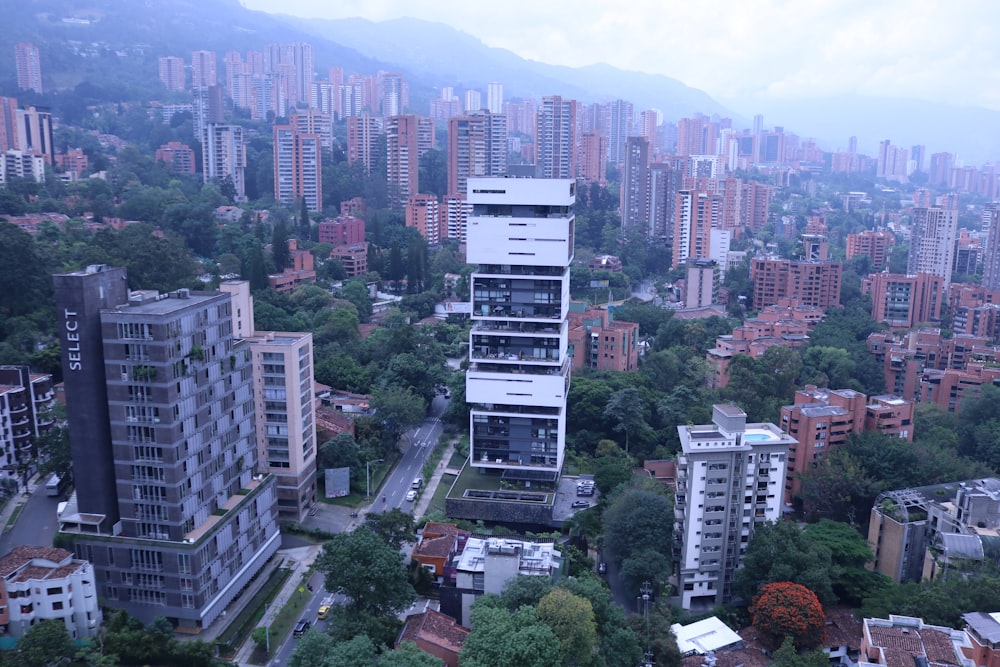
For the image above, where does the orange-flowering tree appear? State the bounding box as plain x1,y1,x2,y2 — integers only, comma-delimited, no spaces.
750,581,826,650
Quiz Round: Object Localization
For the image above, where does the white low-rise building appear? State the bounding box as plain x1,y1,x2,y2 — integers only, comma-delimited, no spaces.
0,545,102,639
447,536,561,625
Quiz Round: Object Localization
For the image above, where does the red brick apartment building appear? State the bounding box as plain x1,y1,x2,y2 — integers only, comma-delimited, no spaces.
779,386,914,502
318,215,365,246
567,306,640,372
751,258,842,309
862,272,944,329
268,239,316,292
846,230,896,271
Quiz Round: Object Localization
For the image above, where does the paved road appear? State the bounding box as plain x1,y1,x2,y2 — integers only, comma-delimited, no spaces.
268,574,342,666
376,393,448,516
632,279,656,302
0,479,61,554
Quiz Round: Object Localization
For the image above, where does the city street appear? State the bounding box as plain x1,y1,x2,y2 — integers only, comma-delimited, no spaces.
0,477,60,555
267,569,341,667
377,393,448,515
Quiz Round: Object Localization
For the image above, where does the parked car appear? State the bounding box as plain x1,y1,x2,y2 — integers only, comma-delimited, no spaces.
571,500,590,508
598,562,607,575
293,619,311,637
405,489,418,501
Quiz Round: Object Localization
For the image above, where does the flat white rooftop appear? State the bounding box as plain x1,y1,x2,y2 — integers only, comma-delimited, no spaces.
671,616,742,655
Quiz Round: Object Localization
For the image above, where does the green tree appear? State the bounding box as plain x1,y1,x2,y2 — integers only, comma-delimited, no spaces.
340,279,373,320
802,519,890,605
324,635,379,667
272,221,290,269
289,629,337,667
603,483,674,595
9,619,75,667
799,346,856,389
381,641,445,666
537,587,599,666
319,433,362,490
603,387,651,454
0,223,50,319
371,385,427,447
796,446,880,525
735,521,836,605
772,635,831,667
460,601,563,667
316,526,416,617
364,508,416,551
625,606,681,667
36,404,72,485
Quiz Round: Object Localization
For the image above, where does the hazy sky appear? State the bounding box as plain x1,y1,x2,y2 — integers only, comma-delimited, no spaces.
240,0,1000,110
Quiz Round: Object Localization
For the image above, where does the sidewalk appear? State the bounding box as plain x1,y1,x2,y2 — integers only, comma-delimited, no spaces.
0,473,42,535
413,438,457,519
231,543,323,667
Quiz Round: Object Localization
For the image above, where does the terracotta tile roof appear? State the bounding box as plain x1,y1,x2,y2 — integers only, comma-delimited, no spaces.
0,546,73,578
867,624,962,667
414,535,456,560
825,607,863,649
399,609,469,652
423,523,468,539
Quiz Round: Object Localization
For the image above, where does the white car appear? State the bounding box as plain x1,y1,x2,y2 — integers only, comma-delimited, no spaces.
405,489,417,501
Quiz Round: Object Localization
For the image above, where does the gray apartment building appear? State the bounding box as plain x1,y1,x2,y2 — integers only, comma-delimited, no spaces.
54,265,279,631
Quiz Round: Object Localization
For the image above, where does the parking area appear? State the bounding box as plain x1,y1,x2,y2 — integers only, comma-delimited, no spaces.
551,475,600,522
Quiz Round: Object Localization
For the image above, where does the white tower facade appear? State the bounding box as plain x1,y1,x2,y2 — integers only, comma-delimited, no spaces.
466,178,575,478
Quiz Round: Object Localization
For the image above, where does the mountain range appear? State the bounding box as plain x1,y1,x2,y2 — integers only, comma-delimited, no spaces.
3,0,998,164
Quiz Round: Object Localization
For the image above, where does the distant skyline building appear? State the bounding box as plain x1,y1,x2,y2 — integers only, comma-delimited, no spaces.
578,131,607,184
190,50,218,88
346,114,382,174
464,89,482,113
406,194,442,245
14,43,42,94
486,82,503,114
385,114,421,209
673,189,722,267
607,99,634,166
535,95,577,179
447,110,506,197
983,204,1000,290
273,116,322,212
908,207,958,285
621,136,650,230
381,72,405,117
202,124,247,201
157,56,185,91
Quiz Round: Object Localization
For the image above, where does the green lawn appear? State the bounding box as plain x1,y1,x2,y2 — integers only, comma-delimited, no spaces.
215,565,291,658
426,473,457,514
3,502,24,533
446,462,504,498
248,576,312,665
